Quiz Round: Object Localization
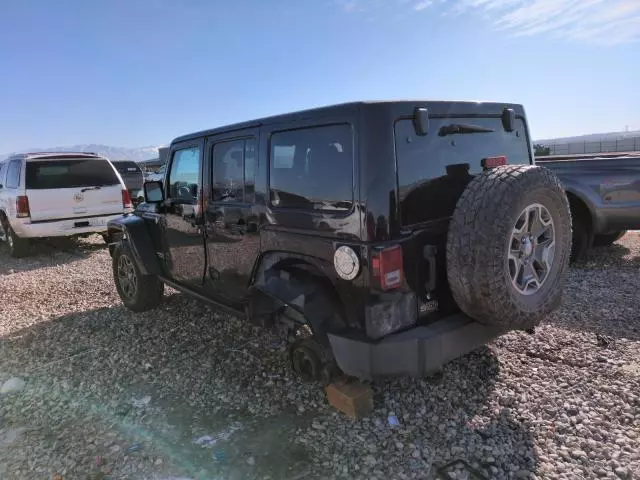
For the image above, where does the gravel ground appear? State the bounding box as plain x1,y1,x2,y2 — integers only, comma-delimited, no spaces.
0,234,638,480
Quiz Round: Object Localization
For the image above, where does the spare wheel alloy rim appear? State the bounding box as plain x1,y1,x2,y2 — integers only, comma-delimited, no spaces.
117,254,138,298
507,203,556,295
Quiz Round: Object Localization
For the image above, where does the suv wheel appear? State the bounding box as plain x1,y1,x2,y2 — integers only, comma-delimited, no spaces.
112,242,164,312
1,221,29,258
447,165,572,330
570,213,593,263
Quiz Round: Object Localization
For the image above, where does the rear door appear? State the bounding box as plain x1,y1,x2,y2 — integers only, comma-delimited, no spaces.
203,128,260,303
25,158,124,222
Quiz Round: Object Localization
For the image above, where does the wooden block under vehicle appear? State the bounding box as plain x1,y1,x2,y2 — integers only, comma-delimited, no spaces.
325,380,373,419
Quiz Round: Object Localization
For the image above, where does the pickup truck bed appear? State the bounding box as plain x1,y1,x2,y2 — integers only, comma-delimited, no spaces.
536,153,640,260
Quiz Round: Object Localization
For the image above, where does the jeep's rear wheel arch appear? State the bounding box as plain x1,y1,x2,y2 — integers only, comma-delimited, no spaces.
250,252,353,335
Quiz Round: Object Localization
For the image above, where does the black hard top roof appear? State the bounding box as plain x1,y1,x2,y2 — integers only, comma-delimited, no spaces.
171,100,526,145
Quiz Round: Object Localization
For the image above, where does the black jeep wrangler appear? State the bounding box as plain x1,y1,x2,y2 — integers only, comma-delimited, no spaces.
107,101,571,381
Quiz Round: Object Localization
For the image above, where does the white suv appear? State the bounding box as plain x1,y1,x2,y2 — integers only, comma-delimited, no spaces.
0,152,132,257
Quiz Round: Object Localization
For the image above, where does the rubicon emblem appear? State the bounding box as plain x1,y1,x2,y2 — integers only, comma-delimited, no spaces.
73,193,84,203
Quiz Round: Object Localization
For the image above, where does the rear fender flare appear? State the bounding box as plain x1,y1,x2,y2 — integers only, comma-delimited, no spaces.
107,215,161,275
561,182,599,232
250,252,345,338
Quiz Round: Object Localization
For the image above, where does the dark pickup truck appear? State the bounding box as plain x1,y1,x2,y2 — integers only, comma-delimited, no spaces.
537,152,640,261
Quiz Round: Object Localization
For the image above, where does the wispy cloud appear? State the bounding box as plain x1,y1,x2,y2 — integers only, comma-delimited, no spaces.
334,0,640,44
414,1,433,11
452,0,640,44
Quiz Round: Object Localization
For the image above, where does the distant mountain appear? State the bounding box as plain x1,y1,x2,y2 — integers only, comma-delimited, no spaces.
0,144,164,162
536,130,640,145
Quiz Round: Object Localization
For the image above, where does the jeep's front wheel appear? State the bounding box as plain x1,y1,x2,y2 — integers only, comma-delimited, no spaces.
113,242,164,312
447,165,571,330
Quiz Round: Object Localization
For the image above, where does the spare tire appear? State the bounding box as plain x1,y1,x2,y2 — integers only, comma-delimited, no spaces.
446,165,571,330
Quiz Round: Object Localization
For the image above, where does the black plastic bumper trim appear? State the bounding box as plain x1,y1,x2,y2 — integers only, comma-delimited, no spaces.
328,313,506,379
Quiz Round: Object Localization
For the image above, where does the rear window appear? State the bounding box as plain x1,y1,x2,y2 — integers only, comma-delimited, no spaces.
26,159,120,189
395,116,531,225
112,161,142,173
269,124,353,212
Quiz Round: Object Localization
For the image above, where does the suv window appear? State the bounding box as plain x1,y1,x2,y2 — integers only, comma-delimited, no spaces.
395,116,530,225
6,160,22,189
269,124,353,211
168,146,201,203
25,159,120,189
0,162,7,188
212,138,257,203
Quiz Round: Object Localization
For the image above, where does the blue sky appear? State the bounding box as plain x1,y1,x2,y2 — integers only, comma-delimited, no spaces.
0,0,638,152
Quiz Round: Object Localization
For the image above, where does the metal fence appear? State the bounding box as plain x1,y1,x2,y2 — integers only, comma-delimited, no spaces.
541,136,640,155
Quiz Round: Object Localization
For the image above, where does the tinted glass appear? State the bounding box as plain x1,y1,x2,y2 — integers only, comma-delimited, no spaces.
270,124,353,211
112,161,141,173
395,117,530,225
25,159,120,189
168,147,200,203
212,138,257,203
213,140,245,202
6,160,21,189
0,163,7,188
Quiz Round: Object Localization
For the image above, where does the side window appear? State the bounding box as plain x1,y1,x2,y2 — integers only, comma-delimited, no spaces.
6,160,22,189
0,163,7,188
168,147,201,204
212,137,257,203
269,124,353,211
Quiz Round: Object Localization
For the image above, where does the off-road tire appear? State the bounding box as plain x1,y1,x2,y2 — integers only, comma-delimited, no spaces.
593,230,626,247
570,214,592,262
447,165,571,330
112,242,164,312
1,219,30,258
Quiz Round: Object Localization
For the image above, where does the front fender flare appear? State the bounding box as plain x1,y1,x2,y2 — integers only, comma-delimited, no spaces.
107,215,161,275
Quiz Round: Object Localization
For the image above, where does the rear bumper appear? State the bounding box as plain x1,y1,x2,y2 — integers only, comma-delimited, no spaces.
12,214,124,238
328,314,506,379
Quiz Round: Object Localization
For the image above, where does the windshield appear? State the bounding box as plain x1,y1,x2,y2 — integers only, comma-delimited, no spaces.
25,159,120,189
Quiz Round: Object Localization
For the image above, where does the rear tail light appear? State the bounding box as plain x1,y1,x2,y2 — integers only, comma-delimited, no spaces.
482,156,507,169
16,195,30,218
121,189,133,210
371,244,404,291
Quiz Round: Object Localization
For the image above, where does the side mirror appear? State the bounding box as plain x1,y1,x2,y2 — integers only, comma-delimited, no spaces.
144,181,164,203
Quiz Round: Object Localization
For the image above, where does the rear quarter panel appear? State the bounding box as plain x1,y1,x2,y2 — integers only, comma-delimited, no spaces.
539,157,640,233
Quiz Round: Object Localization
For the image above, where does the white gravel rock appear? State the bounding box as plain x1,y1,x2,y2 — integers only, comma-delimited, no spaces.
0,377,25,394
0,233,639,479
